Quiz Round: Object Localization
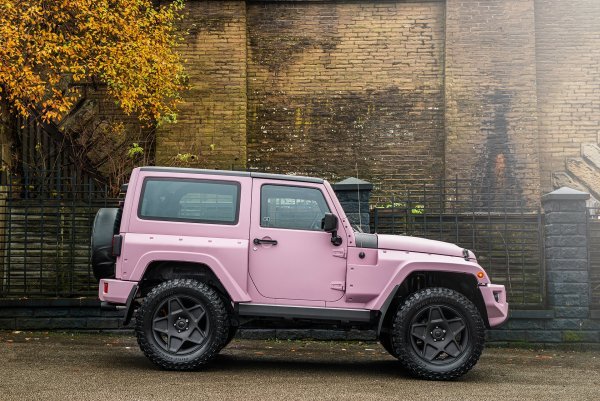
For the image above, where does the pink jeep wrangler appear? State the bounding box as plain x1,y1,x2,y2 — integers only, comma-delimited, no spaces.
93,167,508,380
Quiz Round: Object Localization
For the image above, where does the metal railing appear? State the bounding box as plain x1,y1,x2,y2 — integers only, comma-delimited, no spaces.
371,178,545,308
1,171,547,306
0,170,118,297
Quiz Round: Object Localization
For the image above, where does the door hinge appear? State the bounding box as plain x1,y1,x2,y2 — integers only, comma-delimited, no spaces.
330,281,346,291
332,249,346,258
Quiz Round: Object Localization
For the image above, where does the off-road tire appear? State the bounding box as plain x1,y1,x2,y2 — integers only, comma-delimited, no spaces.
391,287,485,380
222,326,238,349
379,332,399,358
135,279,229,370
217,293,238,350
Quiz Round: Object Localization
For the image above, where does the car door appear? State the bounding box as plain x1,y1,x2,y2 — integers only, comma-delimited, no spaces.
248,179,347,302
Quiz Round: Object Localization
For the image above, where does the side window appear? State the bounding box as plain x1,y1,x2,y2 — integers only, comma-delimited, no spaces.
260,185,331,231
139,178,240,224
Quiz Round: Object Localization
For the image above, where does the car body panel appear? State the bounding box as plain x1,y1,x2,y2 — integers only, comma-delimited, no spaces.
100,167,508,328
248,179,348,302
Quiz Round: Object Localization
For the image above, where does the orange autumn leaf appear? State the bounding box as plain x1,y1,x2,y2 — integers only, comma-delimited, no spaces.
0,0,186,124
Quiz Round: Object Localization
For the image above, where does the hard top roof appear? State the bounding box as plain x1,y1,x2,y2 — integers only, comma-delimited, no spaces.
139,166,324,184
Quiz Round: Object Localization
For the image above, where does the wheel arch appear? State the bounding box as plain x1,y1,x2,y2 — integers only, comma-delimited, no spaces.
137,259,250,303
377,271,489,336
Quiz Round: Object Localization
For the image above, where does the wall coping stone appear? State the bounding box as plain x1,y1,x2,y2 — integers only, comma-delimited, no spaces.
332,177,373,191
510,309,555,319
542,187,590,202
0,298,100,308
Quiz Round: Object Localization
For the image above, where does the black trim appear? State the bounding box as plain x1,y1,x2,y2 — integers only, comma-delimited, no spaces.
112,235,123,256
100,301,120,311
252,172,323,184
237,303,373,322
140,166,323,184
137,177,241,225
377,284,400,335
355,233,378,249
123,284,139,326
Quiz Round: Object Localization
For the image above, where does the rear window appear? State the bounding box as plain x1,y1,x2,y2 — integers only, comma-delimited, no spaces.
138,178,240,225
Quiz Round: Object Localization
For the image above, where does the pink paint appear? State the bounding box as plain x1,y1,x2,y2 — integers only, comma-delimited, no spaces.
98,279,137,304
479,284,509,327
99,167,508,328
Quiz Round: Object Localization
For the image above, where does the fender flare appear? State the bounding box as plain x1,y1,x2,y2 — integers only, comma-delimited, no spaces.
129,251,251,302
376,284,400,336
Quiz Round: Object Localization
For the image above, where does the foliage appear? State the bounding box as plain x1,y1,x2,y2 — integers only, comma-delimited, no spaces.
374,201,425,215
0,0,186,124
127,143,145,159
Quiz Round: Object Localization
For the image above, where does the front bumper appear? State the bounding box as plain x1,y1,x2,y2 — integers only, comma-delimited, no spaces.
99,279,138,305
479,284,508,327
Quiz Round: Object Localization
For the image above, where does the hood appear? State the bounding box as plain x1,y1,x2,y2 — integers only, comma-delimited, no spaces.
377,234,471,259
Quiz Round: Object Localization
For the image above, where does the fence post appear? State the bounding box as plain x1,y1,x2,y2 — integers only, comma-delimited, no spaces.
332,178,373,233
542,187,593,340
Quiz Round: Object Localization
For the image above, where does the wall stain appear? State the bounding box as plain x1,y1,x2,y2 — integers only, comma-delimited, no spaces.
247,87,445,202
477,89,522,207
186,6,237,39
247,3,341,73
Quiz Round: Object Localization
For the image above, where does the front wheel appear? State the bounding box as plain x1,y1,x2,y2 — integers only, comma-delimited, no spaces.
391,288,485,380
135,279,229,370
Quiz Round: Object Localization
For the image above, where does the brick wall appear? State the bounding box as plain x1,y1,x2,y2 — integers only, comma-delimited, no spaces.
535,0,600,193
132,0,600,204
155,1,247,170
156,0,600,207
444,0,541,207
246,1,446,203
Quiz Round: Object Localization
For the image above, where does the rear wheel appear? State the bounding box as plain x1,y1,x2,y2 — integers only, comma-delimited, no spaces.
218,293,238,350
391,287,485,380
135,279,229,370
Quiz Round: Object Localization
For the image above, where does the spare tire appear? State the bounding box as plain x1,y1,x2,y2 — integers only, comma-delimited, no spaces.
91,207,121,281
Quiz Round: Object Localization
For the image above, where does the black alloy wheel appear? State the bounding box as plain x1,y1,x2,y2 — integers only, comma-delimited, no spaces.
390,287,485,380
408,304,469,364
135,279,229,370
151,295,210,354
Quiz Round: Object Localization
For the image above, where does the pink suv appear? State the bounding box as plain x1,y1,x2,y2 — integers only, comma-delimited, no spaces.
93,167,508,380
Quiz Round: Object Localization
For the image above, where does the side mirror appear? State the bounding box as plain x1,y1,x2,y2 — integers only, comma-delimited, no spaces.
321,213,338,233
321,213,343,246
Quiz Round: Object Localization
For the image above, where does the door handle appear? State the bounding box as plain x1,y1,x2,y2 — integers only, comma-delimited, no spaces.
253,238,278,246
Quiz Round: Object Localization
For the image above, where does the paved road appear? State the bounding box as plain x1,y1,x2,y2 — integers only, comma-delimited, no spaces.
1,331,599,401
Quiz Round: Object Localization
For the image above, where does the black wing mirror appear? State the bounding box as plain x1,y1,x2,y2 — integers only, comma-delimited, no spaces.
321,213,338,232
321,213,342,246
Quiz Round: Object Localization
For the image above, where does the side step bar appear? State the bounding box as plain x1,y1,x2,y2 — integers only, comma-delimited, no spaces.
236,303,374,323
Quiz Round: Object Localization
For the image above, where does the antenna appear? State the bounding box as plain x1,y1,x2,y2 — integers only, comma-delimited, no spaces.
356,162,362,230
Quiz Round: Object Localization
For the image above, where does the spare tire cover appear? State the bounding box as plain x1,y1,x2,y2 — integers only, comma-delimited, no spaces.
91,208,119,281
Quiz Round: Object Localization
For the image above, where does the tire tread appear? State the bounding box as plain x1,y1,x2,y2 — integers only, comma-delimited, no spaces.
135,279,229,370
391,287,486,380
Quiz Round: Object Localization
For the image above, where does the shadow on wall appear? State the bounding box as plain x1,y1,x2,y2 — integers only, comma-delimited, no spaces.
476,89,523,208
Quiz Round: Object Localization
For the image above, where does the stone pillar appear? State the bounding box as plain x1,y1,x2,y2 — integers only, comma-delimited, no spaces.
542,187,590,320
332,178,372,233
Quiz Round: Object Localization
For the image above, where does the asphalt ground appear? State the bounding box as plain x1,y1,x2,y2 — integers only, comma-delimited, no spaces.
0,331,599,401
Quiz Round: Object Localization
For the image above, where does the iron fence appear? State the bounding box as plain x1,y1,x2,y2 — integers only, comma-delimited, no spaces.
1,171,547,306
0,170,118,297
371,178,545,308
587,207,600,312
